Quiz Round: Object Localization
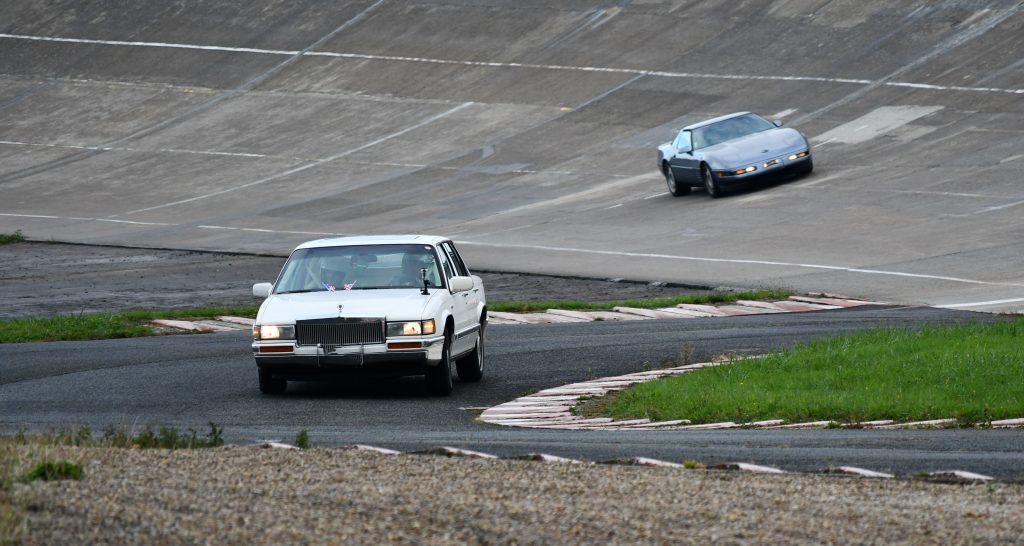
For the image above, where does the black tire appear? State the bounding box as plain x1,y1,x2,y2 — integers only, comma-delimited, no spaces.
663,163,691,197
425,329,454,396
702,164,724,198
455,321,485,383
258,369,287,395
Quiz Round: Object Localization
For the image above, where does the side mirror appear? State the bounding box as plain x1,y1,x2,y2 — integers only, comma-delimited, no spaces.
252,282,273,298
678,144,693,154
448,276,474,293
773,119,784,127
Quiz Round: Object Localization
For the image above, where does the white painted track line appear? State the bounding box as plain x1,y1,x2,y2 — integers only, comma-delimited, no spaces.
457,241,1024,290
3,33,1023,95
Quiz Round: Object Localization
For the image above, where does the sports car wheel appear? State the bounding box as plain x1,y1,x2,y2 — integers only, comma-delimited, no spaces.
425,329,454,396
456,321,485,383
664,164,690,197
702,164,723,199
258,369,287,395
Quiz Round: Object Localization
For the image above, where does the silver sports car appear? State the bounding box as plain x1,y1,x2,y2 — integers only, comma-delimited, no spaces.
657,112,813,198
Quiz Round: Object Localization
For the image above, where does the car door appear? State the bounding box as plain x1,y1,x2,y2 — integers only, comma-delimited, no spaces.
438,242,477,356
667,130,700,183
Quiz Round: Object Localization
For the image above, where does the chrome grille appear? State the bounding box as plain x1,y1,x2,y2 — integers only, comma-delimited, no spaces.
295,318,385,352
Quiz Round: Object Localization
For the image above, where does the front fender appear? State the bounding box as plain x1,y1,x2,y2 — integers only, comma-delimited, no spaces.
657,143,673,164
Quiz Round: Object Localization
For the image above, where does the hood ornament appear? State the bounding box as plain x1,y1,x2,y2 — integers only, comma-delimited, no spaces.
337,304,344,316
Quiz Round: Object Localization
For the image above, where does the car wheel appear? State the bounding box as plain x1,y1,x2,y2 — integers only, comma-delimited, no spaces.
425,328,454,396
702,164,724,198
456,321,485,383
664,163,690,197
258,369,287,395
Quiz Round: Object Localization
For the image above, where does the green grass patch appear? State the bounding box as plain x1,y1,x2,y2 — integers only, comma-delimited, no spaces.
0,306,258,343
122,422,225,449
5,423,224,450
0,290,789,344
22,461,82,483
0,231,25,245
487,289,790,313
604,319,1024,426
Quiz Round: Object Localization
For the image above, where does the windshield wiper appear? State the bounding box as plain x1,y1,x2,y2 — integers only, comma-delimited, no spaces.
275,289,322,294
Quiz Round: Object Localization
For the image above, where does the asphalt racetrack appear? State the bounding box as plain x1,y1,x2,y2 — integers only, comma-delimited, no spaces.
3,305,1022,478
1,1,1023,477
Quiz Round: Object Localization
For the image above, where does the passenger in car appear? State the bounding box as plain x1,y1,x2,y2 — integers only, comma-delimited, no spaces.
319,267,349,290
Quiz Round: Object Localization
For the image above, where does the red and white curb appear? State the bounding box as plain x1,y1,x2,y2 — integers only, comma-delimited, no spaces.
478,360,1024,431
152,315,254,332
485,293,883,325
153,294,879,332
251,442,1000,482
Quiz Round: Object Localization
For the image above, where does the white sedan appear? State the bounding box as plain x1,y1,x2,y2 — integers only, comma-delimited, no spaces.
251,235,486,396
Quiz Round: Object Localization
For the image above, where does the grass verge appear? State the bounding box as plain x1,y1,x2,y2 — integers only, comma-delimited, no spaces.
487,289,791,313
0,231,25,245
0,306,259,343
599,319,1024,426
0,424,225,545
0,290,789,344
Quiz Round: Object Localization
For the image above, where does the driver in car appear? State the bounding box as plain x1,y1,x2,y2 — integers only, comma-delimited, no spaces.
391,252,431,287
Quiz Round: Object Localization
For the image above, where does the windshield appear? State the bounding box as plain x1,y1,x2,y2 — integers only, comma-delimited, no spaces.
691,114,775,149
274,244,443,293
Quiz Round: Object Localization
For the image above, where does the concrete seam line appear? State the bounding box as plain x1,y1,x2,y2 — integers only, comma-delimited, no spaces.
790,4,1024,124
117,101,474,216
0,3,391,187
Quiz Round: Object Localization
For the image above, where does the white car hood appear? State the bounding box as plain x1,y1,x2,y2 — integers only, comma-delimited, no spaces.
258,289,439,324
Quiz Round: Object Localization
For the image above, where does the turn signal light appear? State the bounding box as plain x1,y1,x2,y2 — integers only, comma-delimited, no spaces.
388,342,424,350
259,345,293,353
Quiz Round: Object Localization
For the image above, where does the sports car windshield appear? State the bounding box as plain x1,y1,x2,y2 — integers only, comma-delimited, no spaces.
691,114,775,149
274,244,443,293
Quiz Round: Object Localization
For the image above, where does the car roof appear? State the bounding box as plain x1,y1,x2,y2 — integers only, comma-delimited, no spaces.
295,234,449,250
682,111,753,131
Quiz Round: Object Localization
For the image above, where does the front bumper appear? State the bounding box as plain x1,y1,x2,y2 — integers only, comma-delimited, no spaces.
252,335,445,377
715,153,811,186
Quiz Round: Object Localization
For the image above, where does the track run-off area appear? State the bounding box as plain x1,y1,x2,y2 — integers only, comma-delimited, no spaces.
1,1,1023,476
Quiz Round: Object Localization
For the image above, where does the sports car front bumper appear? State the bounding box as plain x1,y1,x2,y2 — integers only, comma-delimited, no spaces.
716,152,811,185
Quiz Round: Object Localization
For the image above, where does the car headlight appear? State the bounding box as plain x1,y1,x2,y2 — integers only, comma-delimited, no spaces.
733,165,757,175
788,150,809,160
254,324,295,340
387,319,436,337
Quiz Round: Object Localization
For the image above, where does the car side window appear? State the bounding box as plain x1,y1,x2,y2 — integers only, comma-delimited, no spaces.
441,242,468,277
436,246,455,281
